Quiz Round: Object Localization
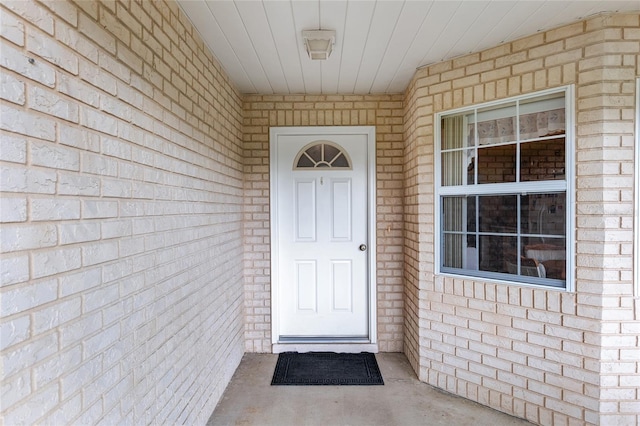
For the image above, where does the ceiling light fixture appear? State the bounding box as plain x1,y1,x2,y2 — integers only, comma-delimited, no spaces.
302,30,335,60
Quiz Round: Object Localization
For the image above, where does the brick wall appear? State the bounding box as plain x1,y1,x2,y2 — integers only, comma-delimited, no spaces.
1,1,638,424
585,14,640,425
403,13,640,425
402,82,432,373
243,95,405,353
0,0,245,423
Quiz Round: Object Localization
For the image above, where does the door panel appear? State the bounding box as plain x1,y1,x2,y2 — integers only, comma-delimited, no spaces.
295,180,316,241
331,179,352,241
295,260,317,312
275,132,369,338
331,260,352,311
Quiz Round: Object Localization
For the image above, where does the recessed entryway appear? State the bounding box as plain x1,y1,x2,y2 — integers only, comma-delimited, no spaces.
270,126,377,353
206,353,532,426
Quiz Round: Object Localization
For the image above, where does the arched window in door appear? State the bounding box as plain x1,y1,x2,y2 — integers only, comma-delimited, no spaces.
294,141,352,169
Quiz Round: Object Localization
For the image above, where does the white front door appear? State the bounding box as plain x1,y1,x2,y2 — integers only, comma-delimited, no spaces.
270,127,375,343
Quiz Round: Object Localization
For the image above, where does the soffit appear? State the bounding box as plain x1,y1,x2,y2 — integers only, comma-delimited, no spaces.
177,0,639,95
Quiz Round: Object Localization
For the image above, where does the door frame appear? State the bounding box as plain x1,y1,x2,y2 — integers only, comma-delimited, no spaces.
269,126,377,353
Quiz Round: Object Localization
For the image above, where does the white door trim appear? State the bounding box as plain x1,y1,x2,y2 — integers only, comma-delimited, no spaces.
269,126,377,352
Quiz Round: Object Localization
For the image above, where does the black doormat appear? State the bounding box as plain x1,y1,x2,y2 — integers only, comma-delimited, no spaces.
271,352,384,386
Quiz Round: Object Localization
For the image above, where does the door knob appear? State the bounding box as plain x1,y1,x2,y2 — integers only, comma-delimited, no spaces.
359,244,367,251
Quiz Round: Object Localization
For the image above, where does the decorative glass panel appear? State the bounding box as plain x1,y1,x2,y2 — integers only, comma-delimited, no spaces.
332,153,349,168
294,141,352,169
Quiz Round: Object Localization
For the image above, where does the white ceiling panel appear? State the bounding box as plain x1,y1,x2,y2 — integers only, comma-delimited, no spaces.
203,1,273,92
372,1,433,93
337,1,376,93
263,1,305,93
386,1,457,92
458,2,517,55
319,0,348,94
178,0,640,95
179,0,256,92
291,1,322,93
432,2,493,63
353,1,404,94
507,2,570,39
235,1,289,93
466,2,528,51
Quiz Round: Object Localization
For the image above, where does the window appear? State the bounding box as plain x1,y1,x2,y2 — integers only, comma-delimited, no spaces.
436,87,573,289
294,141,351,169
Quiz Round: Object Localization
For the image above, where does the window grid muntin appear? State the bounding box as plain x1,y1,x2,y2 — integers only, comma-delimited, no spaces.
441,192,566,282
441,102,566,188
436,86,572,290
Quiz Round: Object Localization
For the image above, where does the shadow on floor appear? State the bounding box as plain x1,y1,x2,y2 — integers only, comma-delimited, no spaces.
207,352,531,426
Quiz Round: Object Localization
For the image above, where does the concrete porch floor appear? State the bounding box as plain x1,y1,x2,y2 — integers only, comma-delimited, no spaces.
206,353,531,426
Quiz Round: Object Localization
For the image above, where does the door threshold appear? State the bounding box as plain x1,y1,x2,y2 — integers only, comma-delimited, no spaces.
272,342,378,354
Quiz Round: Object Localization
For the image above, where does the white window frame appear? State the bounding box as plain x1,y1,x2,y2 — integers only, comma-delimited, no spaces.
435,85,575,291
635,78,639,299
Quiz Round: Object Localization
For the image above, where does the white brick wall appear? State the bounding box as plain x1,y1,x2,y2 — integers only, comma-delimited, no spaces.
242,95,406,353
1,0,244,424
404,12,640,425
2,1,638,425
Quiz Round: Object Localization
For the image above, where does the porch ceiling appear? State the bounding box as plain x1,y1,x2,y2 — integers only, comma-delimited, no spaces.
177,0,639,95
